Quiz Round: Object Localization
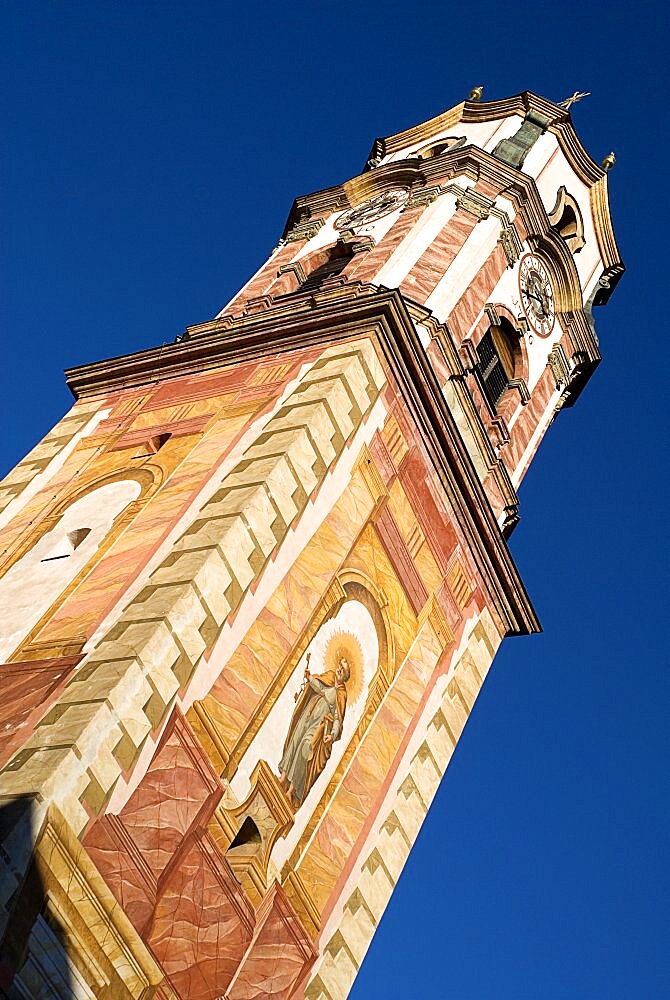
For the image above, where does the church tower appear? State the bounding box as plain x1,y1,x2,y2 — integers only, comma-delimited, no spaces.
0,92,622,1000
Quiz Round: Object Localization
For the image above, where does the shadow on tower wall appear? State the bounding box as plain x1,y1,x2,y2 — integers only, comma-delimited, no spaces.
0,796,75,1000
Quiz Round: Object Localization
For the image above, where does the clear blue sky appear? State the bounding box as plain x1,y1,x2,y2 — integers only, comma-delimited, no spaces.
1,3,667,998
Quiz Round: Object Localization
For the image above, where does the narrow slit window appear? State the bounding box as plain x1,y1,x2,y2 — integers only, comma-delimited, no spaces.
41,527,91,562
227,817,261,853
133,432,171,459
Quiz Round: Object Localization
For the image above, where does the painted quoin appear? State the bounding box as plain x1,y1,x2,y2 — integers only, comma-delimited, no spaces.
0,92,622,999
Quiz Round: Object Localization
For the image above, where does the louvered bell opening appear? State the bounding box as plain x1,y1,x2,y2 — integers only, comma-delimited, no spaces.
476,329,510,409
299,255,349,292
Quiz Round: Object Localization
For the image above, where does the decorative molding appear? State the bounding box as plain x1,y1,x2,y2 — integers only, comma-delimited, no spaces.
277,261,307,285
274,129,621,309
191,699,232,771
214,759,295,906
0,335,388,845
507,377,531,405
285,218,326,242
242,294,274,315
369,102,465,159
459,336,480,371
354,445,388,507
495,213,524,265
447,184,494,221
224,881,317,999
589,176,625,298
492,109,551,169
373,503,429,615
547,343,571,391
418,595,455,650
337,229,376,253
283,870,322,939
442,184,522,266
484,303,500,327
63,288,538,642
406,184,442,208
303,611,499,1000
548,185,586,253
5,803,164,998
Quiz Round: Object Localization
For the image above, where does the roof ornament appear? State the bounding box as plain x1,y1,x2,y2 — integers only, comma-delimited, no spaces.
558,90,591,110
468,86,483,102
601,151,616,171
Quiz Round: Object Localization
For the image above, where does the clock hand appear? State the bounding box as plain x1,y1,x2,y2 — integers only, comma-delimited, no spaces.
526,291,546,311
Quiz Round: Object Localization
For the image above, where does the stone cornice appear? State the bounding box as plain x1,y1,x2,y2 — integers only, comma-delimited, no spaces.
589,174,624,299
66,286,539,638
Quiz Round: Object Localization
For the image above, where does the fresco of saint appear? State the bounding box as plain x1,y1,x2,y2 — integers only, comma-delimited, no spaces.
278,650,350,809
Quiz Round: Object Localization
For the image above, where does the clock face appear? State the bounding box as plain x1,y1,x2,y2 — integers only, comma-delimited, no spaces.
335,188,409,230
518,253,556,337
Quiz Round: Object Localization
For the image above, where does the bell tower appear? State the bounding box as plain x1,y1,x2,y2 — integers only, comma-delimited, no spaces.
0,92,622,1000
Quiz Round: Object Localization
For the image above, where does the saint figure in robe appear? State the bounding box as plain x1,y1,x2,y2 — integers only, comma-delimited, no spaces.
278,651,350,809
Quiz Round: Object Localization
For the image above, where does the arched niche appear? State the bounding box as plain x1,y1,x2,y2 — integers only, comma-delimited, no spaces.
333,571,395,684
0,467,157,576
218,575,394,881
220,570,395,787
0,478,143,662
549,185,586,254
230,597,380,805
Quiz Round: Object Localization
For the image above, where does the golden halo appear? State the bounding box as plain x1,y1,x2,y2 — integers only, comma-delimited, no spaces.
323,630,364,703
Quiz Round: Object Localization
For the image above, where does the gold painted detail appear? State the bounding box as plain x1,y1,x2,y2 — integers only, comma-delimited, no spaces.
0,339,387,838
406,185,441,208
421,595,455,649
447,558,473,610
249,361,295,386
354,445,388,506
548,343,572,392
453,185,494,221
285,218,326,242
441,183,522,265
211,759,295,907
406,522,424,560
381,414,408,468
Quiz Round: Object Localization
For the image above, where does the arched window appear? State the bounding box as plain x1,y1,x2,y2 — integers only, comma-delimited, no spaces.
476,321,520,410
415,135,466,160
549,186,585,253
0,479,141,661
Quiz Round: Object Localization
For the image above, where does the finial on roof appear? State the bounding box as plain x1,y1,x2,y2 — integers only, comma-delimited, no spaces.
468,86,483,102
601,151,616,171
558,90,591,110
